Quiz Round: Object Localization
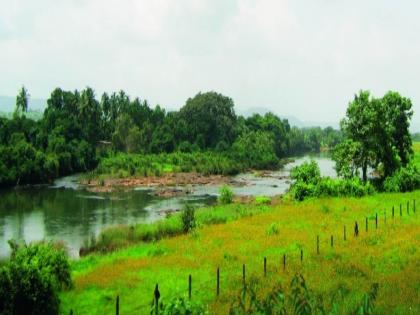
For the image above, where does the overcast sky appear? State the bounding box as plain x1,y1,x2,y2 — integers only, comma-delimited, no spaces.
1,0,420,126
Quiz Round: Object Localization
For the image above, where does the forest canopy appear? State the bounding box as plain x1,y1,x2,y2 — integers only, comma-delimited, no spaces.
1,86,341,188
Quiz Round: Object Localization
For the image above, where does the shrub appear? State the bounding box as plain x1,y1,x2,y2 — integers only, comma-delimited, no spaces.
290,160,375,200
218,185,234,204
255,196,271,205
0,241,72,315
181,204,196,233
291,182,316,201
383,164,420,192
290,160,321,185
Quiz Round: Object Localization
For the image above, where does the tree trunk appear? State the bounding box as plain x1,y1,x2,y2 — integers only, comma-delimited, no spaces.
362,163,367,182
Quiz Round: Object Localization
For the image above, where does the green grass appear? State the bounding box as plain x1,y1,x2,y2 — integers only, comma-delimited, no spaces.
60,191,420,314
81,202,273,254
58,144,420,314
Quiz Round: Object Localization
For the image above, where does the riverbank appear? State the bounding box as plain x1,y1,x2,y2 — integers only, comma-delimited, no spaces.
60,190,420,314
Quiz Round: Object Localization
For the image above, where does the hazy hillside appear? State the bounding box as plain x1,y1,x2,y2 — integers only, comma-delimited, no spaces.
238,106,339,129
0,95,46,112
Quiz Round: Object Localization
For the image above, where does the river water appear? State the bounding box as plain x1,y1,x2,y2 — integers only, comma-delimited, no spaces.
0,155,335,258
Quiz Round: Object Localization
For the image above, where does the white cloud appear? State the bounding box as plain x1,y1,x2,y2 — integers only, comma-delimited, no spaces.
0,0,420,128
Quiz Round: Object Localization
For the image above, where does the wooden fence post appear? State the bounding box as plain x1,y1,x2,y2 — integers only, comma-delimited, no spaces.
188,274,192,299
216,267,220,297
366,217,368,232
116,295,119,315
300,249,303,263
316,235,319,254
330,235,333,247
264,257,267,277
242,264,246,289
375,213,378,229
392,206,394,219
154,284,160,315
344,226,346,241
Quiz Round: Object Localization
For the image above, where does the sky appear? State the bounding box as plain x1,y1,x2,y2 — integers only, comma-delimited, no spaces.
1,0,420,127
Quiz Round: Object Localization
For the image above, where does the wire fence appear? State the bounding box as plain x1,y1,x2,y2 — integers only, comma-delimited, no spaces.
68,199,417,314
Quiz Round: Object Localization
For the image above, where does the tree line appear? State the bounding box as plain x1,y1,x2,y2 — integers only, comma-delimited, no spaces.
0,87,341,188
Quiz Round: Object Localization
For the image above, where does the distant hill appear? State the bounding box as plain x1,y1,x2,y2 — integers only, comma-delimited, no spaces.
0,95,47,112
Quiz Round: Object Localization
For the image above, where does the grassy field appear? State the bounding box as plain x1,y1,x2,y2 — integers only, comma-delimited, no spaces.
60,192,420,314
412,142,420,169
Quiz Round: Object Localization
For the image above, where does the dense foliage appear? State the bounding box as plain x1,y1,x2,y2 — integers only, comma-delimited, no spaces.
382,163,420,192
290,161,374,201
0,241,72,315
0,86,341,188
336,90,413,181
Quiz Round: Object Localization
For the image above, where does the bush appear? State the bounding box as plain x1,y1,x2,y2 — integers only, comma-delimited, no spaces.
290,160,321,185
0,241,72,315
290,160,375,200
383,164,420,192
255,196,271,205
218,185,234,204
181,204,196,233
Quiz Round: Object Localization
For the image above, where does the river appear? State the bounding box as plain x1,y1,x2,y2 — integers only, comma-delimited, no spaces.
0,155,335,258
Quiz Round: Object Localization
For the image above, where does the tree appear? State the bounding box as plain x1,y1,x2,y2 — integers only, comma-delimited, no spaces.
332,139,362,179
245,113,291,158
382,91,413,166
338,90,413,180
179,91,237,149
112,114,142,153
340,91,377,181
232,131,278,169
15,86,29,115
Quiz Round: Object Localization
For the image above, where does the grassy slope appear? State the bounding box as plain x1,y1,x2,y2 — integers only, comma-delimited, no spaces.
60,193,420,314
60,144,420,314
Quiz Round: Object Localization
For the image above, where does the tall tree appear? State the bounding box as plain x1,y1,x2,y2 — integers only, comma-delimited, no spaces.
340,91,377,181
382,91,413,166
179,91,237,148
15,86,29,115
